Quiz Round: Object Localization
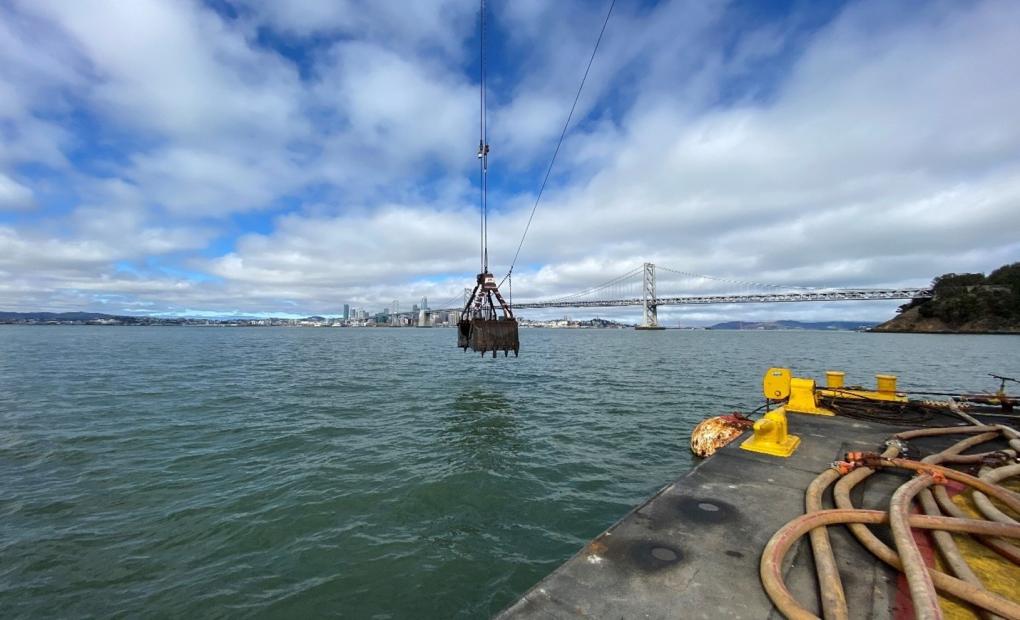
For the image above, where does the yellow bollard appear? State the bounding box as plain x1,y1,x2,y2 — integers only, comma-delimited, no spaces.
786,377,835,416
876,374,897,394
740,406,801,457
826,371,845,389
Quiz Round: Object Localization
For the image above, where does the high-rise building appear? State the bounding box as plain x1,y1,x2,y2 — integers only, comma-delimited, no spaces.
343,304,350,320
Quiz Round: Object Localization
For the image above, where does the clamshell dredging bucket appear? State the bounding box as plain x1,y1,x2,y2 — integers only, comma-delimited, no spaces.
460,318,519,357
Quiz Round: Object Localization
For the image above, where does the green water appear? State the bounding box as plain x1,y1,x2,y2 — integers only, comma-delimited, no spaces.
1,326,1016,617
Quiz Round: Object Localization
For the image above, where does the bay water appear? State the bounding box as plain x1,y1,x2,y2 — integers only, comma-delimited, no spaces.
1,326,1016,617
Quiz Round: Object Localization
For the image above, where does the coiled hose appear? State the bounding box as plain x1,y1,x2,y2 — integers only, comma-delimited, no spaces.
766,424,1020,620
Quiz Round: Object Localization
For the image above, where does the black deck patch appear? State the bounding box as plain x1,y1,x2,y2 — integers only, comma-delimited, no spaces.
671,496,739,524
603,538,685,572
627,540,684,571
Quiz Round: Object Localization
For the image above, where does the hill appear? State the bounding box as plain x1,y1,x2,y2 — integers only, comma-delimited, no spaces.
872,262,1020,333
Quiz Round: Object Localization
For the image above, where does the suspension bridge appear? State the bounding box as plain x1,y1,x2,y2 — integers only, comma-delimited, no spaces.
421,263,933,329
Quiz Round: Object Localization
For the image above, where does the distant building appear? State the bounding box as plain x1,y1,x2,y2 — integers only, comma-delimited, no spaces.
343,304,350,320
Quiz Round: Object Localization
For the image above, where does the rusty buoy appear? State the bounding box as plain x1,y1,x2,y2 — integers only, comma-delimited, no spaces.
690,413,754,458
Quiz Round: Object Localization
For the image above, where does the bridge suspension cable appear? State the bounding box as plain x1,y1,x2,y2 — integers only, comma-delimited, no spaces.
539,265,642,304
655,265,817,292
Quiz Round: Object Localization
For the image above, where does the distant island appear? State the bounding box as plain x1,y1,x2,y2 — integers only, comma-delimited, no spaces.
0,312,274,326
872,262,1020,334
705,320,876,331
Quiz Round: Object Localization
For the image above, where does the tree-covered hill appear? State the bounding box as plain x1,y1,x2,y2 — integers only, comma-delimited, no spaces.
873,262,1020,333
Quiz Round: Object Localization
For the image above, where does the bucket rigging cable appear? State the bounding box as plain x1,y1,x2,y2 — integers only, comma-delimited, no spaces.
457,0,615,356
499,0,616,289
458,0,518,357
479,0,488,274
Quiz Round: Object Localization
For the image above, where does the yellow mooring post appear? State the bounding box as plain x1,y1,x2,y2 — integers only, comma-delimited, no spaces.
817,371,907,403
741,368,801,457
786,377,834,416
740,406,801,457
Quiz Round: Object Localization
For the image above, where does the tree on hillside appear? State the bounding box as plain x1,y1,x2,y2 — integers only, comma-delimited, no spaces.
906,263,1019,324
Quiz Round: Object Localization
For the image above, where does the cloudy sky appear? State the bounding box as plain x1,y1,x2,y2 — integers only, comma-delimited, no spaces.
2,0,1018,324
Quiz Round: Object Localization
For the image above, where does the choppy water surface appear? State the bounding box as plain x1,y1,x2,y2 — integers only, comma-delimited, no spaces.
1,326,1016,617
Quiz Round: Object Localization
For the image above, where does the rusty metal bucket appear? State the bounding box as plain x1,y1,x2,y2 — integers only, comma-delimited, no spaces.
459,318,519,357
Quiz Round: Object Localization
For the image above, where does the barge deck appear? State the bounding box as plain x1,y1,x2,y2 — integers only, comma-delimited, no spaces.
496,411,1018,619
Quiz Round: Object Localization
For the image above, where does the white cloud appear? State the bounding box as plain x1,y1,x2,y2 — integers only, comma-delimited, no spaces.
205,203,479,287
0,173,35,210
310,41,477,184
234,0,474,57
19,0,306,143
0,0,1018,320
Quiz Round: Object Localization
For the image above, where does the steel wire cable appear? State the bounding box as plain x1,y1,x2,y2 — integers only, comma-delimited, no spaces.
499,0,616,288
817,396,964,427
479,0,488,273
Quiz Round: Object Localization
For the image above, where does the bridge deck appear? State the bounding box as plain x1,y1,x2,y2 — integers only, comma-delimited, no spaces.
514,288,932,309
494,413,995,619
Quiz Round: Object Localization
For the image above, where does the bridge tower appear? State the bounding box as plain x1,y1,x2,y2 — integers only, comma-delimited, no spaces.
418,296,430,327
637,262,665,330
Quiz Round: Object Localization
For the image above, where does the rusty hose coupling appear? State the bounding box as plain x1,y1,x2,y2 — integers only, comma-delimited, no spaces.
980,451,1015,468
884,438,908,455
913,467,948,485
844,451,884,469
831,460,857,475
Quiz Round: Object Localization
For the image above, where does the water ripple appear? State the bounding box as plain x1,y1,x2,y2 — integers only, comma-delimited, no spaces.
1,326,1016,617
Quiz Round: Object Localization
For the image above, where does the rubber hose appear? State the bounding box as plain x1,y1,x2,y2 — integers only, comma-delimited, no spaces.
939,450,1016,464
894,426,996,440
932,484,1020,565
889,475,943,620
805,468,848,620
877,459,1020,515
919,435,1006,620
973,464,1020,525
832,454,1020,616
916,488,1002,620
803,429,998,620
760,509,1020,620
